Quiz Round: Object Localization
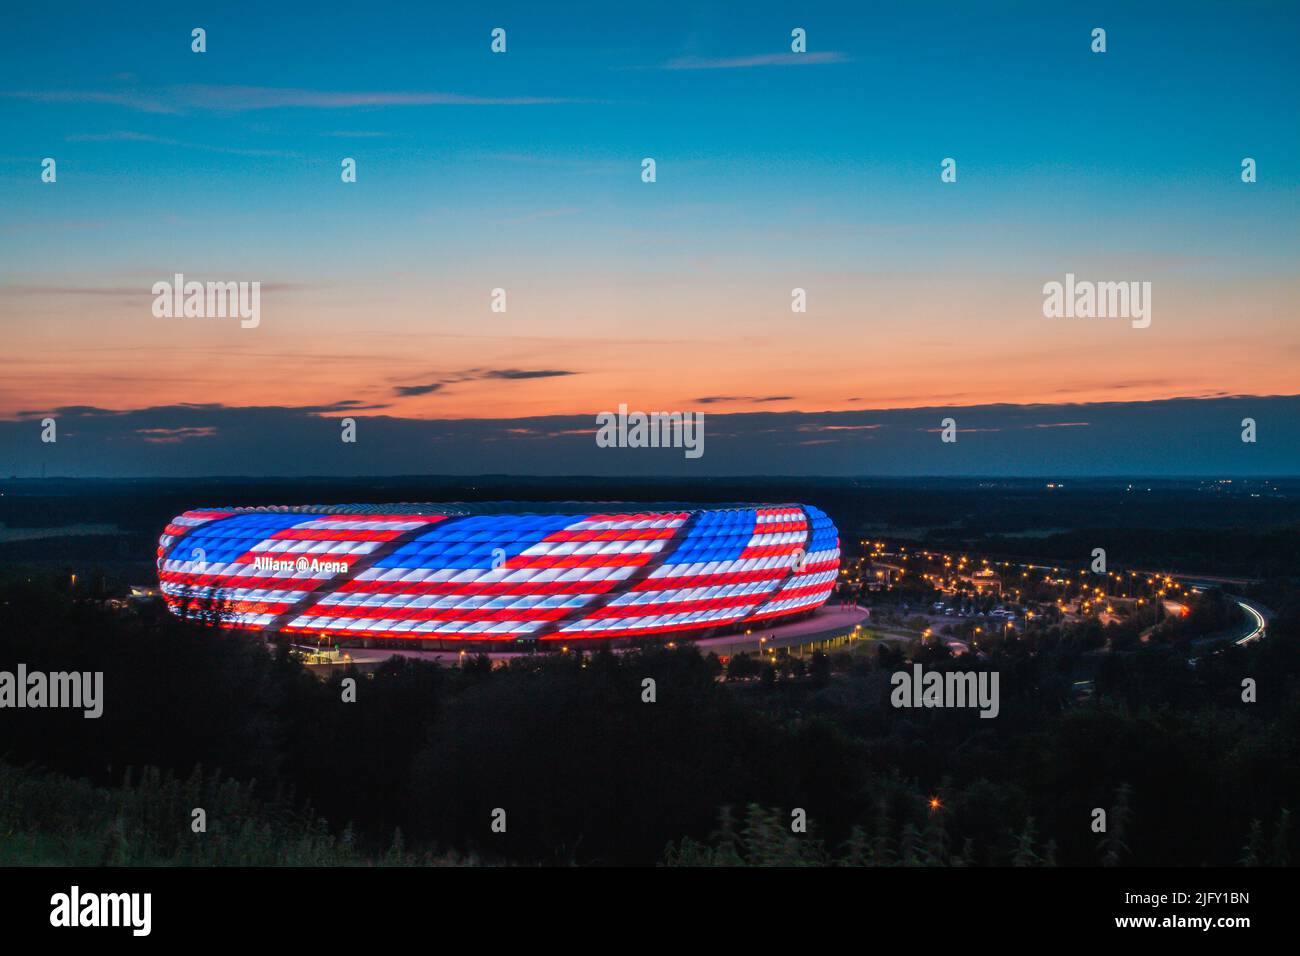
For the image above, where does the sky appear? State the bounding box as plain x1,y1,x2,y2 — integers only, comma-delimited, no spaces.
1,1,1297,476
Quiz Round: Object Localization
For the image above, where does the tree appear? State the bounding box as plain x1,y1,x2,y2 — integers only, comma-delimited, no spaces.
809,651,832,687
726,652,759,681
1100,784,1133,866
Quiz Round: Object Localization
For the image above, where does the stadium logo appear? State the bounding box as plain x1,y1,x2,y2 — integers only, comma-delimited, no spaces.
595,403,704,459
253,556,350,574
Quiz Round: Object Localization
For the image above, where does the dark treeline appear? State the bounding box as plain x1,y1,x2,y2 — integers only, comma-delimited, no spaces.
4,477,1299,582
1,569,1298,866
974,526,1300,580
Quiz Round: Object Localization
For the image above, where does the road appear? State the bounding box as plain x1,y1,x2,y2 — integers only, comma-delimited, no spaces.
1232,599,1268,645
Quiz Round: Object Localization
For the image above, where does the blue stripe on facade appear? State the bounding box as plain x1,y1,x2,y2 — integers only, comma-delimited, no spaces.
177,512,321,564
375,513,584,570
663,508,756,565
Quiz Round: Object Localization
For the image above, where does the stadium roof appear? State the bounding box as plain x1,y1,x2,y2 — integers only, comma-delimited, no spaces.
193,501,788,516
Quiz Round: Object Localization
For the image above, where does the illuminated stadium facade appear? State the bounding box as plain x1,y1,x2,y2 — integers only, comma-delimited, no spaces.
157,503,841,645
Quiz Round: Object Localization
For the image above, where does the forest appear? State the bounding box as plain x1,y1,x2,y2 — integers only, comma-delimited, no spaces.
1,566,1297,866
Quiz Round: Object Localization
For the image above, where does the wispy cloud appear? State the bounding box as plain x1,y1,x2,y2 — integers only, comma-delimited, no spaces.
180,85,577,110
485,369,575,381
65,130,300,158
0,89,179,113
394,368,576,397
134,426,218,444
694,395,794,405
495,207,581,226
0,220,106,236
6,395,1294,477
479,152,623,175
1049,379,1179,397
796,423,882,432
0,281,313,298
3,84,578,114
395,383,444,397
15,400,381,421
661,51,849,70
321,130,391,138
66,131,162,142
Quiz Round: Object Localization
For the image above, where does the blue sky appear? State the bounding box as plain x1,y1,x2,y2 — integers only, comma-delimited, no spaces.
1,1,1297,475
6,1,1297,273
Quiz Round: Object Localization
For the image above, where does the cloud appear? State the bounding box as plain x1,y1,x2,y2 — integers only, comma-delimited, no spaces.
17,405,120,418
178,85,577,110
0,285,148,297
485,369,575,380
393,369,576,397
496,207,582,226
0,220,106,236
1049,379,1177,396
395,383,444,397
2,85,579,114
2,395,1297,477
0,90,179,113
65,131,160,142
135,426,218,444
292,400,390,414
694,395,793,404
479,153,623,175
796,423,882,432
0,281,316,298
661,52,849,70
17,400,378,420
64,130,300,158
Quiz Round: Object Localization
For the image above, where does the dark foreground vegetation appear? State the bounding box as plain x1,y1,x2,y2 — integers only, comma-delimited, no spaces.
2,567,1298,867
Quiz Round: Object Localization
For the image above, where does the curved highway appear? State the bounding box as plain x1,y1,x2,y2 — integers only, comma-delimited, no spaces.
1232,598,1268,645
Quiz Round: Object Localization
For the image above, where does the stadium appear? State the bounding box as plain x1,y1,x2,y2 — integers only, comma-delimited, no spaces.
157,503,841,647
